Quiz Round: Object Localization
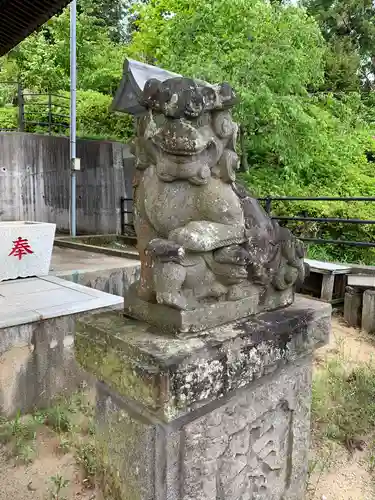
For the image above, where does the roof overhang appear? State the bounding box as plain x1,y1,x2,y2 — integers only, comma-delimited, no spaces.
0,0,71,57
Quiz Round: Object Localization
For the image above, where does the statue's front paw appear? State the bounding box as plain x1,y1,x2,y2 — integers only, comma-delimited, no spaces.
169,227,191,246
213,245,249,265
147,238,185,263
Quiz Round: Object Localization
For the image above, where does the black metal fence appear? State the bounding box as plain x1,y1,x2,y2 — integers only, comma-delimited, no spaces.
0,81,69,135
258,196,375,248
120,197,135,236
21,91,70,135
120,195,375,248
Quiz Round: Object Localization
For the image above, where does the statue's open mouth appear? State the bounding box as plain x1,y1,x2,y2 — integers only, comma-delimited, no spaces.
155,139,208,158
158,143,207,156
153,136,218,165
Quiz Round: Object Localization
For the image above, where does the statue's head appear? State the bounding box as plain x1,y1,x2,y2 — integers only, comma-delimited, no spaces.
138,77,240,184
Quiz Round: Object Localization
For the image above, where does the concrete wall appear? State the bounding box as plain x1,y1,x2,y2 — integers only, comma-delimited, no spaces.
0,132,135,234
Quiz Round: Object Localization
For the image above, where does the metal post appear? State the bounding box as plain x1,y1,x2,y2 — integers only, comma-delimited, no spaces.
18,82,24,132
120,196,125,236
48,92,52,136
265,197,272,215
70,0,77,237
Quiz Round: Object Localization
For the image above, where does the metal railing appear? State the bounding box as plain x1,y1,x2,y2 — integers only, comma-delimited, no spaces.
120,197,134,235
258,196,375,248
120,195,375,248
0,81,70,135
21,91,70,135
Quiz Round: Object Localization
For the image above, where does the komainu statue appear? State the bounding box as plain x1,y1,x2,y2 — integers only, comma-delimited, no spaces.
112,59,306,333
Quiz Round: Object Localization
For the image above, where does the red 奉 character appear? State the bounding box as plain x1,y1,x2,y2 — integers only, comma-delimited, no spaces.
8,237,34,260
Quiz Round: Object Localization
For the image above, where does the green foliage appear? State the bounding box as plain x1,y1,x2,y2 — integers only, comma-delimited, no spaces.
75,441,98,487
0,82,18,107
304,0,375,89
42,405,73,434
0,5,133,141
2,9,126,95
0,107,17,130
361,92,375,126
130,0,375,263
130,0,325,168
78,0,127,43
0,91,134,141
76,90,134,141
49,474,70,500
0,411,37,464
322,38,362,92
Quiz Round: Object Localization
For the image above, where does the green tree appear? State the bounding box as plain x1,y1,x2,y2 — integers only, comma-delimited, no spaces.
128,0,326,175
129,0,375,263
303,0,375,90
78,0,127,43
1,8,126,94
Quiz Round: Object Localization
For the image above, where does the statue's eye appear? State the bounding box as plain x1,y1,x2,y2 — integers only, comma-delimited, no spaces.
185,98,203,118
161,89,172,103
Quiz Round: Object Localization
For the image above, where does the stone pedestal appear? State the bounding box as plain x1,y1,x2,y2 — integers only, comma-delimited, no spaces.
75,296,331,500
362,289,375,334
344,286,363,328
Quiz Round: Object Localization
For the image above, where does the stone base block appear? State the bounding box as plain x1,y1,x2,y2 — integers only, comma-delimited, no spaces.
363,289,375,334
76,296,331,499
95,358,313,500
124,282,294,334
0,316,85,417
344,286,363,328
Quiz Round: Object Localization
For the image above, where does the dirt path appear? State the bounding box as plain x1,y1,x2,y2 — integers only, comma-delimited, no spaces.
315,315,375,367
0,433,95,500
308,316,375,500
0,389,96,500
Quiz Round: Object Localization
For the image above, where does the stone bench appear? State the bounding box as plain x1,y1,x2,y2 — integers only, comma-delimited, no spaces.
300,259,352,304
344,273,375,332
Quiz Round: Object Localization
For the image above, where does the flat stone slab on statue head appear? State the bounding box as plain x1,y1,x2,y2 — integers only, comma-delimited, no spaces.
112,58,182,115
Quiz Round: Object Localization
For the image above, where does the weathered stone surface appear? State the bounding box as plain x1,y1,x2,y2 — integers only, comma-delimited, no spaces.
0,315,85,417
181,359,312,500
86,59,330,500
362,289,375,334
76,295,331,422
56,260,140,299
114,59,306,331
91,358,315,500
124,282,294,334
344,286,363,328
95,384,157,500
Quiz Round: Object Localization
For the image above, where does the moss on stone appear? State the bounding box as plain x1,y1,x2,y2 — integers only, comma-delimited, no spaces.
75,327,159,410
96,406,152,500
